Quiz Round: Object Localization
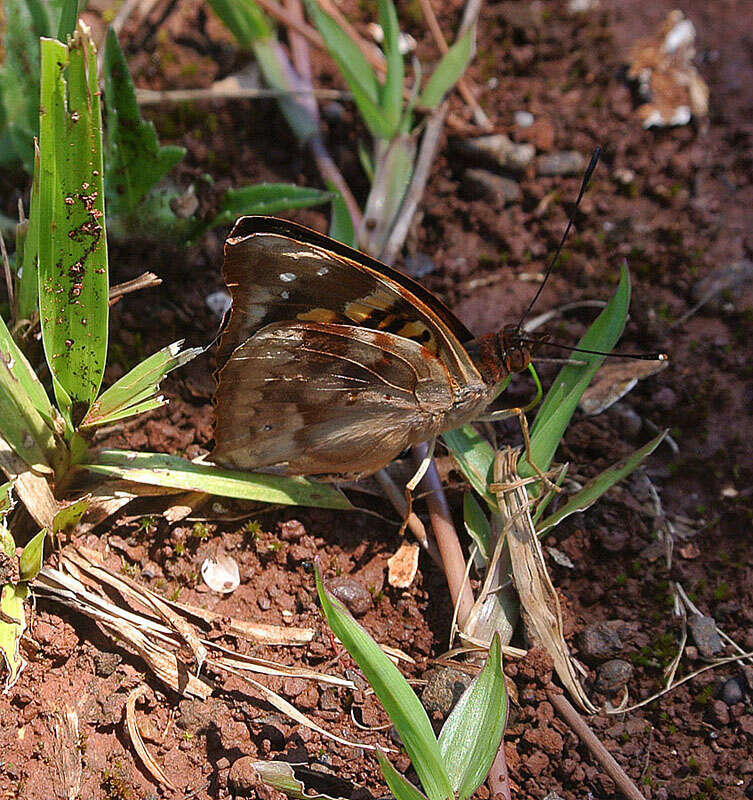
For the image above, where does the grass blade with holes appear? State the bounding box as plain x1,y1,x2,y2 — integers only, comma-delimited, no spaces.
437,634,508,800
315,564,454,800
38,28,109,424
84,451,353,510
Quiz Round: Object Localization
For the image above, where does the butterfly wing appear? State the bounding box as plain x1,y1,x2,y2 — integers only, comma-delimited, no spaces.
217,217,480,388
213,321,490,477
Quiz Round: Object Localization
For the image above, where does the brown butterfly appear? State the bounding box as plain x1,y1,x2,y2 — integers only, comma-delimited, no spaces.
212,216,532,478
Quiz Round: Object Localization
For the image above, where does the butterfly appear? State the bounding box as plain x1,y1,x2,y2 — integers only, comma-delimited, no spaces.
212,216,534,479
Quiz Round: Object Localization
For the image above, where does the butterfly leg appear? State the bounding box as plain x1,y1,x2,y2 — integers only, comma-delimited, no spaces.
398,437,436,536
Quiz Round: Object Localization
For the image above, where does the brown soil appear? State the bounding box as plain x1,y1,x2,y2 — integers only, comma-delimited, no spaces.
1,1,752,799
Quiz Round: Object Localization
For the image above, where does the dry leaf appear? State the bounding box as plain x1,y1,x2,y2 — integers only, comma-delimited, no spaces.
0,438,57,529
494,449,598,713
387,542,419,588
126,685,176,790
579,359,667,416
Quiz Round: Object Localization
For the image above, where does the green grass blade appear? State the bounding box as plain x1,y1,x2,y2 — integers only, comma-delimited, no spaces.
521,264,631,476
19,528,46,582
0,583,28,689
207,0,273,47
442,425,497,509
38,29,109,422
84,450,353,510
418,26,475,109
328,187,357,248
53,495,91,535
15,142,41,323
376,751,430,800
209,184,333,229
103,28,186,216
315,564,453,800
81,341,201,428
463,491,491,561
437,634,508,800
378,0,403,133
56,0,79,40
536,430,667,536
305,0,394,139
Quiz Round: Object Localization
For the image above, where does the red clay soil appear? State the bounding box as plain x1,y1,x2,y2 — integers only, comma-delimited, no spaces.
1,1,752,799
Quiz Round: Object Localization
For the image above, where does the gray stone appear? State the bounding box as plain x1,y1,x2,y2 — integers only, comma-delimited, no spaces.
404,252,437,277
514,110,535,128
93,650,121,678
691,260,753,313
536,150,587,177
176,697,222,734
577,622,623,663
688,614,724,658
709,699,730,727
595,659,633,694
462,169,521,205
328,576,372,617
453,134,534,173
720,676,745,706
422,667,471,720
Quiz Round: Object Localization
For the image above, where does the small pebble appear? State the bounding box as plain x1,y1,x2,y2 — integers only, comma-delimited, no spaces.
93,651,121,678
462,169,521,206
228,756,261,797
206,290,232,319
536,150,586,177
709,699,730,727
422,667,471,721
514,110,535,127
720,676,745,706
595,659,633,694
578,622,622,662
404,252,437,277
328,576,372,617
453,134,534,173
688,614,724,658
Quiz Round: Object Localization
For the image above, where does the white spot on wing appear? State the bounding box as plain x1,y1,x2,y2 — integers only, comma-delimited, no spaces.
281,290,290,299
316,266,329,276
279,272,296,282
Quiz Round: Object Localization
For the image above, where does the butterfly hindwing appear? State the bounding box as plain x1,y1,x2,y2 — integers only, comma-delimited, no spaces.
213,321,490,477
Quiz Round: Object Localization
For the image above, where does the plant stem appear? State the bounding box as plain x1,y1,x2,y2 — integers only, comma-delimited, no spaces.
414,442,474,626
548,690,646,800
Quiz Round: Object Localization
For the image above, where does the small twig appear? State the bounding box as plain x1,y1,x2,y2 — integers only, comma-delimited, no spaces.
109,272,163,303
135,86,347,105
415,442,475,626
548,690,646,800
417,0,490,129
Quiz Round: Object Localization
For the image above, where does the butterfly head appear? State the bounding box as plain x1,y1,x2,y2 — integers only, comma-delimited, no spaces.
468,325,533,386
499,324,532,374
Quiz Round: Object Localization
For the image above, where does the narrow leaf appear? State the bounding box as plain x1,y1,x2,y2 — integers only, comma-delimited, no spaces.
378,0,403,132
305,0,394,139
463,491,491,561
84,450,353,510
376,751,430,800
104,28,186,216
207,0,273,48
81,341,201,428
38,28,109,419
57,0,79,40
209,184,332,230
442,425,497,509
536,430,667,535
315,564,453,800
0,583,28,689
19,528,46,582
53,495,91,535
521,264,631,477
438,634,507,800
328,188,357,248
15,142,41,322
419,27,475,109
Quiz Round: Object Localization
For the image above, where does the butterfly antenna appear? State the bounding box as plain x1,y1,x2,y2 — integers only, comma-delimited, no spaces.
518,337,668,362
516,146,602,330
